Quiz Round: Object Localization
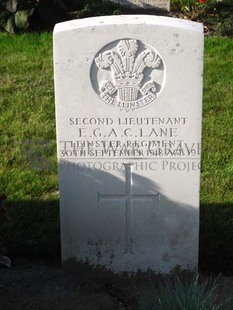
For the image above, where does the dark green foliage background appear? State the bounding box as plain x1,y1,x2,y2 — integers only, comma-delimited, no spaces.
0,1,232,36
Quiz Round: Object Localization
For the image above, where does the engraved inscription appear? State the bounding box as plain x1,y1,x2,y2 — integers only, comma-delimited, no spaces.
91,39,165,112
97,163,160,253
60,116,203,160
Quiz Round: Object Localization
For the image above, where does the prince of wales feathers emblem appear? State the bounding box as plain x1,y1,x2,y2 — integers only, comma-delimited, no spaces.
95,39,163,112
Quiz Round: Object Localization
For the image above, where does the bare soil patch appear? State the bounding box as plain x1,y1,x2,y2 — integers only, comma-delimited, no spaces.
0,265,233,310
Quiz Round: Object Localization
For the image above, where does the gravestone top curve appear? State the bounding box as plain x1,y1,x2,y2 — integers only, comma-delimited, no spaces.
54,15,203,34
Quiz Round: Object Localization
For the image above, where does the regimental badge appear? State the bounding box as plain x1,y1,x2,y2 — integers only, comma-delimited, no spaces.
91,39,165,112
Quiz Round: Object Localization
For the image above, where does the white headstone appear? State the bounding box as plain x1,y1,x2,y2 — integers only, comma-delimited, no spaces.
54,15,204,274
107,0,170,11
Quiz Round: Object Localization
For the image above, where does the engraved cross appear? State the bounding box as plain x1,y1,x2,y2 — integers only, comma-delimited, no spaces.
97,163,160,254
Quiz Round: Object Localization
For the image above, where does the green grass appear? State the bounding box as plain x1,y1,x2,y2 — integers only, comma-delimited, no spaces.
0,33,232,267
0,33,57,201
201,37,233,203
0,33,59,259
137,275,226,310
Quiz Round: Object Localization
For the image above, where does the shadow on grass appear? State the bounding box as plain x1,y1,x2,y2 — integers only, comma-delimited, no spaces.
1,200,233,274
0,199,61,263
199,203,233,275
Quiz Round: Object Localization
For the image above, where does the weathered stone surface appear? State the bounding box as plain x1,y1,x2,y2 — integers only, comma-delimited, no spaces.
54,15,204,273
107,0,170,12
